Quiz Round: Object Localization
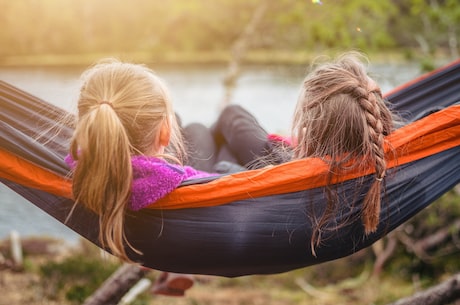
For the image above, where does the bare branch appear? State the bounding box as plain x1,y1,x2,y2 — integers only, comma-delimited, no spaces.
397,219,460,261
372,232,399,277
385,273,460,305
83,263,150,305
222,1,269,107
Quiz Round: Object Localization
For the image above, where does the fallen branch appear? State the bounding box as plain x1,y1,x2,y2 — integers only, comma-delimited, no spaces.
385,273,460,305
119,278,152,305
83,263,150,305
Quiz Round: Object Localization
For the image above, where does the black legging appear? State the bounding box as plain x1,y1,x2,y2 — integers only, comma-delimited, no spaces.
183,105,272,172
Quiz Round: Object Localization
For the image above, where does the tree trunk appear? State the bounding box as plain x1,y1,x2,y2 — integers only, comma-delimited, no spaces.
447,22,459,60
371,232,398,277
221,1,269,108
386,273,460,305
83,263,149,305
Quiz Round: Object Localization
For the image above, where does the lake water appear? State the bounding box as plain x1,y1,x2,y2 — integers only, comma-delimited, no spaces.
0,62,422,244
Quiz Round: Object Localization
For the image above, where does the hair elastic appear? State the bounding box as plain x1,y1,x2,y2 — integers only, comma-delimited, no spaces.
99,101,114,108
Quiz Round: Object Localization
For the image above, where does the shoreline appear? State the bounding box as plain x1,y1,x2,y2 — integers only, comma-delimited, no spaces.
0,49,431,68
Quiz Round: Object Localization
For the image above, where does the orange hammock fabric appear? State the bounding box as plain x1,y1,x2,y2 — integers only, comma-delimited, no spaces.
1,104,459,209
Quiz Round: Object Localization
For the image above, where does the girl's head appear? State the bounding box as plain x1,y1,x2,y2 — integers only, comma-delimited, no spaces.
69,59,184,261
292,52,395,244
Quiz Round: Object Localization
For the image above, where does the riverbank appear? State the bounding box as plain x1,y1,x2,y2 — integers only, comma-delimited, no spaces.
1,233,458,305
0,236,420,305
1,188,459,304
0,49,436,68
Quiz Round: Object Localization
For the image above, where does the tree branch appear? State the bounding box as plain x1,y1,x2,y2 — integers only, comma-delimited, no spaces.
371,232,399,277
221,1,269,107
398,219,460,261
385,273,460,305
83,263,150,305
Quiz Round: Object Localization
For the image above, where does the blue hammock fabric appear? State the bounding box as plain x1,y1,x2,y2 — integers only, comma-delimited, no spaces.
1,60,460,277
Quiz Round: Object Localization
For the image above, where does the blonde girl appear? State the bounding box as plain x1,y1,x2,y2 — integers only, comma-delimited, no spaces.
66,59,213,267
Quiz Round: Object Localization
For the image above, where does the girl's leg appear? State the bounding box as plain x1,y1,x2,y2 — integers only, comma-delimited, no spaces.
212,105,271,167
183,122,217,172
216,144,239,165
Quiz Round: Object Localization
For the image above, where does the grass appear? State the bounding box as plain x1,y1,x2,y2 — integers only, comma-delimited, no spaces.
18,236,456,304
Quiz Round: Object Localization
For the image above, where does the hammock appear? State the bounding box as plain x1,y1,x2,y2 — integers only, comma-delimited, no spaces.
1,60,460,277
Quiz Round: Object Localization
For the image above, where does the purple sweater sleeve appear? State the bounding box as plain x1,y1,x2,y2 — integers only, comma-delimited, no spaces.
183,165,215,180
129,157,216,210
64,154,216,211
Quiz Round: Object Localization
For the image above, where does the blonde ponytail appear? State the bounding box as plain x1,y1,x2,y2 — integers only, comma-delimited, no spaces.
71,103,134,260
69,59,183,261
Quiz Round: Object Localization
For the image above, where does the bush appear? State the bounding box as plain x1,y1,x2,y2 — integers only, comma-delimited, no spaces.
39,249,120,303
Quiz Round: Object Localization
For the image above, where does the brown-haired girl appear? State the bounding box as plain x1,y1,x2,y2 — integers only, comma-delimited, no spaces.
209,51,397,251
290,51,395,249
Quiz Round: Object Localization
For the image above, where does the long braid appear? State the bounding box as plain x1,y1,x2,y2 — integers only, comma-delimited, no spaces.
356,87,387,234
292,52,396,253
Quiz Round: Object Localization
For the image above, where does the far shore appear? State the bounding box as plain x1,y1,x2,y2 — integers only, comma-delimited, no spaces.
0,49,442,68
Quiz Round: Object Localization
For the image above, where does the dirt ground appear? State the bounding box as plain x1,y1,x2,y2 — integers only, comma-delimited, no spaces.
0,236,303,305
0,267,307,305
3,236,454,305
0,270,61,305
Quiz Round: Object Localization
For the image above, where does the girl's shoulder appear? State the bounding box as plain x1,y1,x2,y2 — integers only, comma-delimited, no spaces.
131,155,184,177
182,165,216,180
130,156,187,210
130,156,215,210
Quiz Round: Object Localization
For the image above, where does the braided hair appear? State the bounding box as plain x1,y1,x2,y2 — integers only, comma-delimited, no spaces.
291,52,395,252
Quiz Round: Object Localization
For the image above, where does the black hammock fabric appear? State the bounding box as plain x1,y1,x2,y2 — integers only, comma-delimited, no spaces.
1,60,460,277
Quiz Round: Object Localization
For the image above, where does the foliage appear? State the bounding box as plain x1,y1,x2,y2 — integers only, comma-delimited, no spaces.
383,189,460,288
266,0,397,51
0,0,458,64
39,242,120,303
